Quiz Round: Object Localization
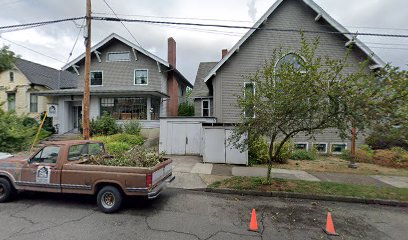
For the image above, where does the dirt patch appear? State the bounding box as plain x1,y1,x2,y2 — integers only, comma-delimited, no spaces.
267,157,408,177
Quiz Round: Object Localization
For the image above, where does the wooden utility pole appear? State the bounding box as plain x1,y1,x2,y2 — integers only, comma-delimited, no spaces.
83,0,92,139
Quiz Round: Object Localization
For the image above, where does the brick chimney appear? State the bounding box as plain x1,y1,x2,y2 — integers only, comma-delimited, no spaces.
167,37,179,117
222,49,228,59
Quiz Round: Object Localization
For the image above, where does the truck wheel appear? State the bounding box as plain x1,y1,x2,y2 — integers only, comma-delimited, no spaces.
0,178,14,203
97,186,123,213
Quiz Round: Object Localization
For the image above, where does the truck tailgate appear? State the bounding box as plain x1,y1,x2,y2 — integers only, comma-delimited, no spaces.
152,161,172,187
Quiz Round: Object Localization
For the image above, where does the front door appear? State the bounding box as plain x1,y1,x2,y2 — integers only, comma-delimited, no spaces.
19,145,62,193
73,106,82,129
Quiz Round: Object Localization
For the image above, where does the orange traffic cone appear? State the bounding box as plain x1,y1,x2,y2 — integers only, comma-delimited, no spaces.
323,212,339,236
249,209,259,232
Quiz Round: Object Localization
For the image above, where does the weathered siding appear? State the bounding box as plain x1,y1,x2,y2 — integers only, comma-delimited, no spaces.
75,40,167,93
213,0,372,123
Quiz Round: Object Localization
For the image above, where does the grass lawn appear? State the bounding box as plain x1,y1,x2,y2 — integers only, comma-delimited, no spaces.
261,156,408,177
209,176,408,201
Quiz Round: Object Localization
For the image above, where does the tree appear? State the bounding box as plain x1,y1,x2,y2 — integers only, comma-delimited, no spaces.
230,34,404,183
0,45,17,72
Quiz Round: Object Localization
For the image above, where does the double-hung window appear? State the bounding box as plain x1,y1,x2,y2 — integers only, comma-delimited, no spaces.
134,69,148,85
202,100,210,117
30,94,38,112
91,71,103,86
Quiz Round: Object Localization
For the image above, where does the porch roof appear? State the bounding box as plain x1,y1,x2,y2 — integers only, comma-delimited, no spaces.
33,87,169,98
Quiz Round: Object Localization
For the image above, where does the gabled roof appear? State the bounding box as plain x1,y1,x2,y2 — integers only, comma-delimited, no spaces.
62,33,170,70
191,62,217,98
15,58,77,89
204,0,386,82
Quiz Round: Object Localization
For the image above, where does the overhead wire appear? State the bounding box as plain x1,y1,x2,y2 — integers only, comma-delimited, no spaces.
65,18,86,65
101,0,143,48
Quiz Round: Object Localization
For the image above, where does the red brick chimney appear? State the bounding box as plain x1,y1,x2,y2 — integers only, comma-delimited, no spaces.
167,37,179,117
222,49,228,59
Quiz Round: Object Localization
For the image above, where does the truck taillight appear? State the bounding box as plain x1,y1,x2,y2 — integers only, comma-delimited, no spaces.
146,174,152,187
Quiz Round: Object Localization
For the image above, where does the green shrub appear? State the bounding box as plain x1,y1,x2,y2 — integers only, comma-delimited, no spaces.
366,126,408,150
109,134,144,146
273,141,294,164
248,135,269,165
123,120,141,135
291,149,317,160
178,102,194,116
90,112,121,136
105,141,131,156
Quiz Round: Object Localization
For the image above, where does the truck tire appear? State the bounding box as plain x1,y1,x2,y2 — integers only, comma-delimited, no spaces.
0,178,14,203
97,186,123,213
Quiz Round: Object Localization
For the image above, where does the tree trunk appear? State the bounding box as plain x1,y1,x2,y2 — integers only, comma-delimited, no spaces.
267,137,275,184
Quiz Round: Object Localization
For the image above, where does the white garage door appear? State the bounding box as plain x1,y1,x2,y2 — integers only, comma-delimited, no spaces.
168,122,201,155
203,128,248,165
203,128,226,163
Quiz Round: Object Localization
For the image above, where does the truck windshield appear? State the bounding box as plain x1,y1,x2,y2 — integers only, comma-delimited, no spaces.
31,146,60,164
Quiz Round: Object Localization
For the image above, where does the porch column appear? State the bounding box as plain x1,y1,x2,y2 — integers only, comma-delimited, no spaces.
147,96,151,120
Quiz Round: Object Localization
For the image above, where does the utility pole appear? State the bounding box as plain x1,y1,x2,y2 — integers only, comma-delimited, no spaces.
83,0,92,139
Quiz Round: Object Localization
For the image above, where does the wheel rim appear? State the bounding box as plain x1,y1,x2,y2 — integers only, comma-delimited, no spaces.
101,192,115,209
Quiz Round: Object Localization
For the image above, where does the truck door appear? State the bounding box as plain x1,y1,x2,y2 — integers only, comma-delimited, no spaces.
19,145,62,193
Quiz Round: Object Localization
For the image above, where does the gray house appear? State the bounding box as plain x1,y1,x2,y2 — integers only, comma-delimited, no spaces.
192,0,385,155
38,33,191,134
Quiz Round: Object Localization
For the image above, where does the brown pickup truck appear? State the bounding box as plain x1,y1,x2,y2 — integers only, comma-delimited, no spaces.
0,140,174,213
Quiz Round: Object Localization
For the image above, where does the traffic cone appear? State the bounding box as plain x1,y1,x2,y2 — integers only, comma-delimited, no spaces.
249,209,259,232
323,212,339,236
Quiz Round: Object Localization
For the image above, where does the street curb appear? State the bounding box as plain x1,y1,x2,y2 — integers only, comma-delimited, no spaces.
202,188,408,207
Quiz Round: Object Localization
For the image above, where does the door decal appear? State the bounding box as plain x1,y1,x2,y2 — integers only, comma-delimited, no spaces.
36,166,51,184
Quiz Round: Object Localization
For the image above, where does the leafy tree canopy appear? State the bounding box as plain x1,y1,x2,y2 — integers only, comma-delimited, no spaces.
0,45,17,73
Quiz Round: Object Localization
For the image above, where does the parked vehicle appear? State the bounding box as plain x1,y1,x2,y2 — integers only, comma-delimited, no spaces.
0,140,174,213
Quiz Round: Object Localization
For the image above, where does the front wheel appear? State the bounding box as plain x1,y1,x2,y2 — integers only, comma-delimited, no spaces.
0,178,15,203
96,186,123,213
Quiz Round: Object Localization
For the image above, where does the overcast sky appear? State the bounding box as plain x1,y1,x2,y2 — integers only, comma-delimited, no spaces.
0,0,407,83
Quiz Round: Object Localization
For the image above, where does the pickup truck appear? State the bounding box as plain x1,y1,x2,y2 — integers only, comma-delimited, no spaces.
0,140,174,213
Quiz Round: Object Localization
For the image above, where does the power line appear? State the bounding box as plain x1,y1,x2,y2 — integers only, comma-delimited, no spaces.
92,16,408,38
102,0,142,48
0,17,85,31
65,19,85,64
0,36,66,63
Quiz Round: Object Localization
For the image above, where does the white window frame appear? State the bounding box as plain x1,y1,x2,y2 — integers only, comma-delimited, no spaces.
294,142,309,151
106,51,131,62
201,99,210,117
330,143,347,154
312,142,328,154
134,69,149,86
90,70,103,86
244,82,256,118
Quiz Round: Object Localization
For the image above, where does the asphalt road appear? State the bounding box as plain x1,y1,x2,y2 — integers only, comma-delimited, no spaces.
0,189,406,240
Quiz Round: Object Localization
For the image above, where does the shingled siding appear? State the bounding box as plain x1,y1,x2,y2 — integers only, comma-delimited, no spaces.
213,0,373,123
75,40,167,93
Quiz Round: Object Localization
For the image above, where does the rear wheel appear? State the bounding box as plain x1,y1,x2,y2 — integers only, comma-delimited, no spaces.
97,186,123,213
0,178,14,203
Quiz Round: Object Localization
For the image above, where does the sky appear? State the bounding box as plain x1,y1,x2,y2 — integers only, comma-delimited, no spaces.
0,0,407,84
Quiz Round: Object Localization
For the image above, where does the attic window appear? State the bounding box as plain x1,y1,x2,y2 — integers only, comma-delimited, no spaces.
107,52,130,62
275,53,305,71
9,72,14,82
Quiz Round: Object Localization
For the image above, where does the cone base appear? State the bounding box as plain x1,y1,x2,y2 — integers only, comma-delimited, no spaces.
323,228,339,236
248,228,259,232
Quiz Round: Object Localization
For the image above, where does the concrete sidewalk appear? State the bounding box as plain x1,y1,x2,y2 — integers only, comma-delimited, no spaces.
167,155,408,189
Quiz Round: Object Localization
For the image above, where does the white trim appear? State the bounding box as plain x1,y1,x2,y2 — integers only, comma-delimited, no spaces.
94,51,102,63
294,142,309,151
156,61,162,73
203,0,385,83
330,142,347,154
312,142,328,154
134,69,149,85
90,70,103,86
72,65,80,76
132,48,138,61
314,13,322,22
106,51,131,62
201,99,210,117
243,82,256,118
63,33,170,70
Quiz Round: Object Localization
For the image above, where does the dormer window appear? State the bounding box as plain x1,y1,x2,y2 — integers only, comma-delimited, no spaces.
107,52,130,62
